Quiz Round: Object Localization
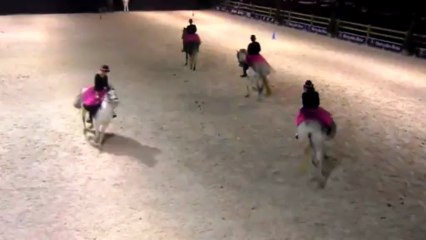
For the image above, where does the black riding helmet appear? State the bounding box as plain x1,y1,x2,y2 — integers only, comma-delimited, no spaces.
100,65,110,73
303,80,314,91
94,65,110,91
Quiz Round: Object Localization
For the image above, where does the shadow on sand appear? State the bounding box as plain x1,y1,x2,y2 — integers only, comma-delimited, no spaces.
85,130,160,167
319,154,342,188
103,133,160,167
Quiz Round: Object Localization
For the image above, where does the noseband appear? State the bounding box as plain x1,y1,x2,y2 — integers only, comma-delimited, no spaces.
105,90,119,103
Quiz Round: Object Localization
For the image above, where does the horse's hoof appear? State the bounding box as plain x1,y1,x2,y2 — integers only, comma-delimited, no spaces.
317,179,326,189
244,94,250,98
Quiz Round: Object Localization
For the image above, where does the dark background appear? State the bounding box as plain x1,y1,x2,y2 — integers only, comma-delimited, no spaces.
264,0,426,32
0,0,218,14
0,0,424,34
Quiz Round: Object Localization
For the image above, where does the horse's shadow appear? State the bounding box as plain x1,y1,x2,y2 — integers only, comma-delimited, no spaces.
84,130,160,167
318,154,342,188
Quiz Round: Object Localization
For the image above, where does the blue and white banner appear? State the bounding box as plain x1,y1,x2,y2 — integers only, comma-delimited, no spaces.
286,21,327,36
309,25,328,35
367,38,402,52
338,31,366,44
251,13,274,22
216,3,425,60
417,48,426,59
287,21,310,30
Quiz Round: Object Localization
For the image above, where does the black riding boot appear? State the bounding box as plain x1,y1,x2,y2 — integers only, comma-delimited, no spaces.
240,64,249,78
87,113,93,123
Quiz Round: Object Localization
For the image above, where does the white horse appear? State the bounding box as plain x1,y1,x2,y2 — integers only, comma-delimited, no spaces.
236,49,272,98
244,68,264,101
296,120,337,188
75,87,119,146
123,0,130,12
183,28,201,71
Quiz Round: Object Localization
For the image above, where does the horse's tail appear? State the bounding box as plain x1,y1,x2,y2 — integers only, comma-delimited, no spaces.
252,62,272,78
73,92,82,109
297,121,325,146
74,87,90,109
298,120,326,161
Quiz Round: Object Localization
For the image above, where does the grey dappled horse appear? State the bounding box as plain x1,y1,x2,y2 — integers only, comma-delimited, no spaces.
236,49,272,98
183,28,201,71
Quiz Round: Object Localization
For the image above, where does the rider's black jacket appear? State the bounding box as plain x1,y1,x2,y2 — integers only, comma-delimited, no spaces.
302,90,320,109
186,24,197,34
247,41,261,55
94,74,110,91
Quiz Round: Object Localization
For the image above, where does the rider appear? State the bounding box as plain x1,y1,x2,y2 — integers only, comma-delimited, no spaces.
95,65,111,92
186,18,197,34
302,80,320,109
241,35,261,78
182,18,198,52
83,65,116,123
296,80,334,136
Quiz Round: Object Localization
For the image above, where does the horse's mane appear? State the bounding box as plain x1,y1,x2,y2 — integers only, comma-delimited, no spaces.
182,27,187,38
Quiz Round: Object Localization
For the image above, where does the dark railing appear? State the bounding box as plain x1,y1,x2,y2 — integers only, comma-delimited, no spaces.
218,0,426,59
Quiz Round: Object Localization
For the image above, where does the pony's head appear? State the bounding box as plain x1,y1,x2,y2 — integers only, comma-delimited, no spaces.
104,88,119,108
236,49,247,64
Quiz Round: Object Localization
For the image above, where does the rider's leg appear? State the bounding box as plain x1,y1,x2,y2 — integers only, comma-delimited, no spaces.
83,105,93,123
84,105,100,123
241,64,249,77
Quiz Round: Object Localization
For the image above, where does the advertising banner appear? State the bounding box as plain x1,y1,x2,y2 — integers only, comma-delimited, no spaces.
217,3,424,60
309,25,328,35
287,21,309,31
338,31,367,44
367,38,402,52
417,48,426,59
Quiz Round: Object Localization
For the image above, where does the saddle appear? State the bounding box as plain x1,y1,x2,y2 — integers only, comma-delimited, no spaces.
81,86,107,106
246,54,268,66
296,107,334,131
183,33,201,44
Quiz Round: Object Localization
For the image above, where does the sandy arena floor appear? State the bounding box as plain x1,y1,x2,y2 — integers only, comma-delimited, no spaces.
0,10,425,240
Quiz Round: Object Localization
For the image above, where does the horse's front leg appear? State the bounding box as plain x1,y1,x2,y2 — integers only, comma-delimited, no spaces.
90,119,101,146
245,83,250,98
310,136,325,188
262,76,272,96
192,53,197,71
316,148,326,188
257,78,264,98
98,123,109,146
185,53,188,66
82,109,87,131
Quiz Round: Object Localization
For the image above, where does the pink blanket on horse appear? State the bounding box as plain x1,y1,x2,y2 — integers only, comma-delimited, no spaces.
246,54,268,66
82,86,107,106
295,107,334,128
183,34,201,43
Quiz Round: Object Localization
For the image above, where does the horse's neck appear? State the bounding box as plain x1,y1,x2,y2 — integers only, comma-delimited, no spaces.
238,53,247,62
100,100,113,111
